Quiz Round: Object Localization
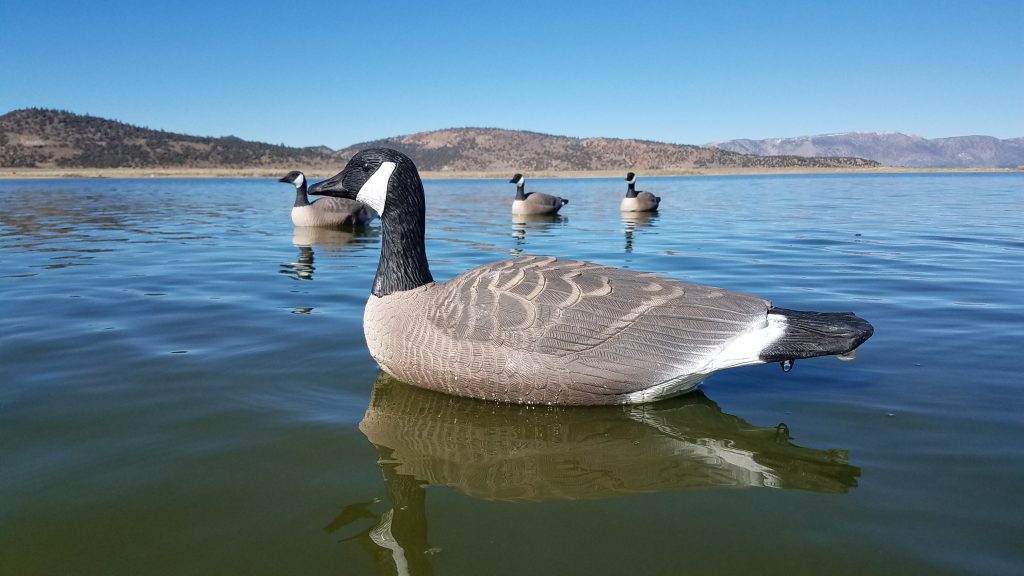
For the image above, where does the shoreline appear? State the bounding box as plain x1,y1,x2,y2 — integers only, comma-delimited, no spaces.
0,166,1018,180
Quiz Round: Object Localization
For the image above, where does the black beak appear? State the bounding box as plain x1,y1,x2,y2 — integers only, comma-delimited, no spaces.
308,172,353,198
277,175,290,183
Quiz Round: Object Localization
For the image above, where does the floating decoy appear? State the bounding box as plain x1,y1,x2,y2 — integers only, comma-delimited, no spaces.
620,172,661,212
509,173,568,215
278,170,375,227
309,148,873,406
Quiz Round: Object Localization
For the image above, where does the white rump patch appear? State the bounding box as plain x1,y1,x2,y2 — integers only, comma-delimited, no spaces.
357,161,396,215
708,314,787,372
625,314,787,404
625,372,705,403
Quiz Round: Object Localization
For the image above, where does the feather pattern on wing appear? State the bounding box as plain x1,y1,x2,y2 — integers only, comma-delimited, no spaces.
512,192,568,215
292,197,376,227
364,256,771,405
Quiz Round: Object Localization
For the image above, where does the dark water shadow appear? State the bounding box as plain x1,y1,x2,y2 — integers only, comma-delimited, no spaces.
329,372,859,573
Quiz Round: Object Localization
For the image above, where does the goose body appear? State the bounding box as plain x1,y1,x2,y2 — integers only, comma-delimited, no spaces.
279,171,376,227
510,173,568,215
309,148,873,406
621,172,661,212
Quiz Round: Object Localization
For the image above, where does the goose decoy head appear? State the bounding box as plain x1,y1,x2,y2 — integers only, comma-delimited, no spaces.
279,170,306,188
625,172,639,198
308,148,409,216
309,148,431,298
509,173,524,185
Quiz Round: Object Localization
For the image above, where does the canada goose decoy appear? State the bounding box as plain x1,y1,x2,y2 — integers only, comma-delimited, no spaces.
309,148,873,406
621,172,661,212
509,173,568,215
278,170,376,227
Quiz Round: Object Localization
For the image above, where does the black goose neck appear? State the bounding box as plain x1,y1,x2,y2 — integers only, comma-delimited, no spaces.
294,181,311,207
626,182,638,198
515,183,526,201
373,160,433,297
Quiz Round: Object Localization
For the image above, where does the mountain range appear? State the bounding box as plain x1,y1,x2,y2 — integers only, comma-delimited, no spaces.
1,109,877,174
710,132,1024,168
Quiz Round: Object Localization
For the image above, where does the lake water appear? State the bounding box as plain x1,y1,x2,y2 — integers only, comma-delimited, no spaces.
2,173,1022,575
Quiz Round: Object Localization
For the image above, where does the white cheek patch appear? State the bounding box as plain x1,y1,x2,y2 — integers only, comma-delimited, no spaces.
356,161,396,215
295,173,305,188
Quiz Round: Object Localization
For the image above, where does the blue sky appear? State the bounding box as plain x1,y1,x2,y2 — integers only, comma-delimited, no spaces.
1,0,1021,149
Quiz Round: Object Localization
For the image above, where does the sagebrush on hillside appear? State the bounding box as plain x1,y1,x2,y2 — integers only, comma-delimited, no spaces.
1,108,879,172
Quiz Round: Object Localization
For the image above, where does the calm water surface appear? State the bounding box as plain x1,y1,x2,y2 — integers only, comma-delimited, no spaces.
2,173,1022,574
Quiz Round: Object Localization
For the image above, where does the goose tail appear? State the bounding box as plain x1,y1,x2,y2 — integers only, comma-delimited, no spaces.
759,307,873,363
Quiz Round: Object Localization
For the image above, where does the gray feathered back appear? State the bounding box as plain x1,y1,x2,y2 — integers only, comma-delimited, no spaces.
364,256,769,405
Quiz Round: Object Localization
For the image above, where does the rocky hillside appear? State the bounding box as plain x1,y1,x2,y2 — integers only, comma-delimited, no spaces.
709,132,1024,168
1,108,879,172
0,109,339,170
339,128,878,172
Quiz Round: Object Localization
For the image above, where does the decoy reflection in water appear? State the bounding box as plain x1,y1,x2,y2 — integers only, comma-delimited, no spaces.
360,372,859,500
280,226,378,282
622,211,658,253
292,225,358,248
326,478,434,576
328,372,859,573
510,213,567,255
280,244,316,281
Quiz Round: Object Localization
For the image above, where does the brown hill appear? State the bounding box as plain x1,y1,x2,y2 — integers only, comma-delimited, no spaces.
1,108,879,173
0,108,339,170
342,128,879,171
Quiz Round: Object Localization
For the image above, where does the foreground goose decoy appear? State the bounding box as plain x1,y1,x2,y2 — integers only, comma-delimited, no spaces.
278,170,376,227
621,171,661,212
309,148,873,406
509,173,568,215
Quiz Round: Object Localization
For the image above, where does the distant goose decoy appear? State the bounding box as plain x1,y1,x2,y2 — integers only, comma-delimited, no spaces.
309,148,873,406
621,172,661,212
278,170,376,227
510,173,568,215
